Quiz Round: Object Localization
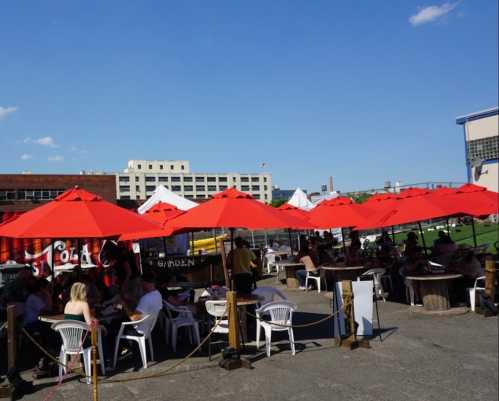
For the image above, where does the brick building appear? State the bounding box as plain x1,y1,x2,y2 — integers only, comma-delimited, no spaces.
0,174,116,213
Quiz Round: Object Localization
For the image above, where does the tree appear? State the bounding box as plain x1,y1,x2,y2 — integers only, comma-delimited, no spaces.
270,199,287,208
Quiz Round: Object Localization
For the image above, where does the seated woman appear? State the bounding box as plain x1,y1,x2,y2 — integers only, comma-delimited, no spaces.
64,282,93,324
295,245,321,290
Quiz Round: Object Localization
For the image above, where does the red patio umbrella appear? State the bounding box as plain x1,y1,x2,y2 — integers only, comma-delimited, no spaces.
308,202,373,229
316,197,354,208
276,203,310,220
165,187,314,232
143,202,185,225
0,187,161,239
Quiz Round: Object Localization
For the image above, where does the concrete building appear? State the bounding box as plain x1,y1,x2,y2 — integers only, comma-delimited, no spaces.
456,107,499,192
117,160,272,202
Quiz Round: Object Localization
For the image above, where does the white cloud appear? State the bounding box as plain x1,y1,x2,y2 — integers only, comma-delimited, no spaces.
23,136,59,148
0,106,17,120
409,2,459,26
48,155,64,162
20,153,33,160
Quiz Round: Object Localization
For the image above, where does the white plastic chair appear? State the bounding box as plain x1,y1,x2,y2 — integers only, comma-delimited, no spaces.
51,321,93,384
163,301,200,353
253,287,288,345
264,251,279,274
361,268,387,301
468,276,486,312
300,256,323,293
112,313,158,370
255,301,297,358
205,300,229,360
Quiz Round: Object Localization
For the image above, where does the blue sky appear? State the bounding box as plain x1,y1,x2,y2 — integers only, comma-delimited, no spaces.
0,1,497,192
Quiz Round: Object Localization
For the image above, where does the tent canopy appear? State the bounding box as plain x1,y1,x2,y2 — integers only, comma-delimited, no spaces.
137,185,198,214
287,188,315,211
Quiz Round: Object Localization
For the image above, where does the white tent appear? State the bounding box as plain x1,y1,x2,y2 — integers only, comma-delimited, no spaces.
287,187,315,211
137,185,198,214
311,191,339,207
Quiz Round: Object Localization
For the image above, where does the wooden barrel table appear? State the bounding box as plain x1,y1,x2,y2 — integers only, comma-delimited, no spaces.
277,262,305,288
405,274,462,312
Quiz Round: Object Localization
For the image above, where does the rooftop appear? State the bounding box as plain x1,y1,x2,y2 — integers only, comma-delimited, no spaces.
456,106,499,124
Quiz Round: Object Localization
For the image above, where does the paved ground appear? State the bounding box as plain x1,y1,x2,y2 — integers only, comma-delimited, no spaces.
19,279,498,401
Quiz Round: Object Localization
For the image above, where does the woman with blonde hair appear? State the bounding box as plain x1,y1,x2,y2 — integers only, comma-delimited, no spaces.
64,282,93,325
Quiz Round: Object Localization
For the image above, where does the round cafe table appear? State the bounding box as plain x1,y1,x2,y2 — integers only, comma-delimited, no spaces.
405,273,463,313
320,265,368,290
275,262,305,288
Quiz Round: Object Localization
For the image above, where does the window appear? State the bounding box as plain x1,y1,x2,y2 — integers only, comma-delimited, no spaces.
196,185,206,192
170,165,174,170
207,177,216,182
207,185,217,191
119,176,130,182
148,164,153,170
183,176,193,182
264,185,268,190
146,185,156,192
195,176,205,182
264,194,268,200
158,177,168,182
119,185,130,192
251,185,260,191
184,185,193,191
219,185,228,190
264,177,267,182
219,177,227,183
241,185,250,191
145,176,156,182
160,165,164,170
253,194,261,199
232,177,237,182
241,177,249,182
135,176,140,182
467,136,499,161
136,185,140,191
181,165,185,170
121,195,130,200
171,176,181,182
137,164,142,170
251,177,259,182
136,195,141,200
171,185,182,191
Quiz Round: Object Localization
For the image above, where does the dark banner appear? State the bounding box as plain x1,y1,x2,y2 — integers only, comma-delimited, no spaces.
146,254,222,272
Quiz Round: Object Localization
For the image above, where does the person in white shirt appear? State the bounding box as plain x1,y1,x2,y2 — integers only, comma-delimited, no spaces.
127,273,162,334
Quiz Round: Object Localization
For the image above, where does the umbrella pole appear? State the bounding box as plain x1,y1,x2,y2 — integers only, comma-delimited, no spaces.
446,218,451,237
190,232,195,255
50,241,55,283
230,228,235,290
288,229,293,256
417,223,428,256
391,226,395,244
264,231,268,248
162,237,168,257
471,218,477,248
251,231,255,248
341,228,346,255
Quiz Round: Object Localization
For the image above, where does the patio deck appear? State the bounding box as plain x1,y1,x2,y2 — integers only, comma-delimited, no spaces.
20,277,498,401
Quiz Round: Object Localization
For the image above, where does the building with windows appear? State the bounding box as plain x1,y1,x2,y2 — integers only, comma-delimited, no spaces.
116,160,272,202
456,107,499,192
0,174,116,213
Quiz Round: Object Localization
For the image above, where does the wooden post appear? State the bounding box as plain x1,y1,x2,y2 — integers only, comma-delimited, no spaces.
219,238,230,289
91,323,98,401
226,290,240,350
339,281,369,350
0,305,16,399
7,305,16,371
484,256,496,301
